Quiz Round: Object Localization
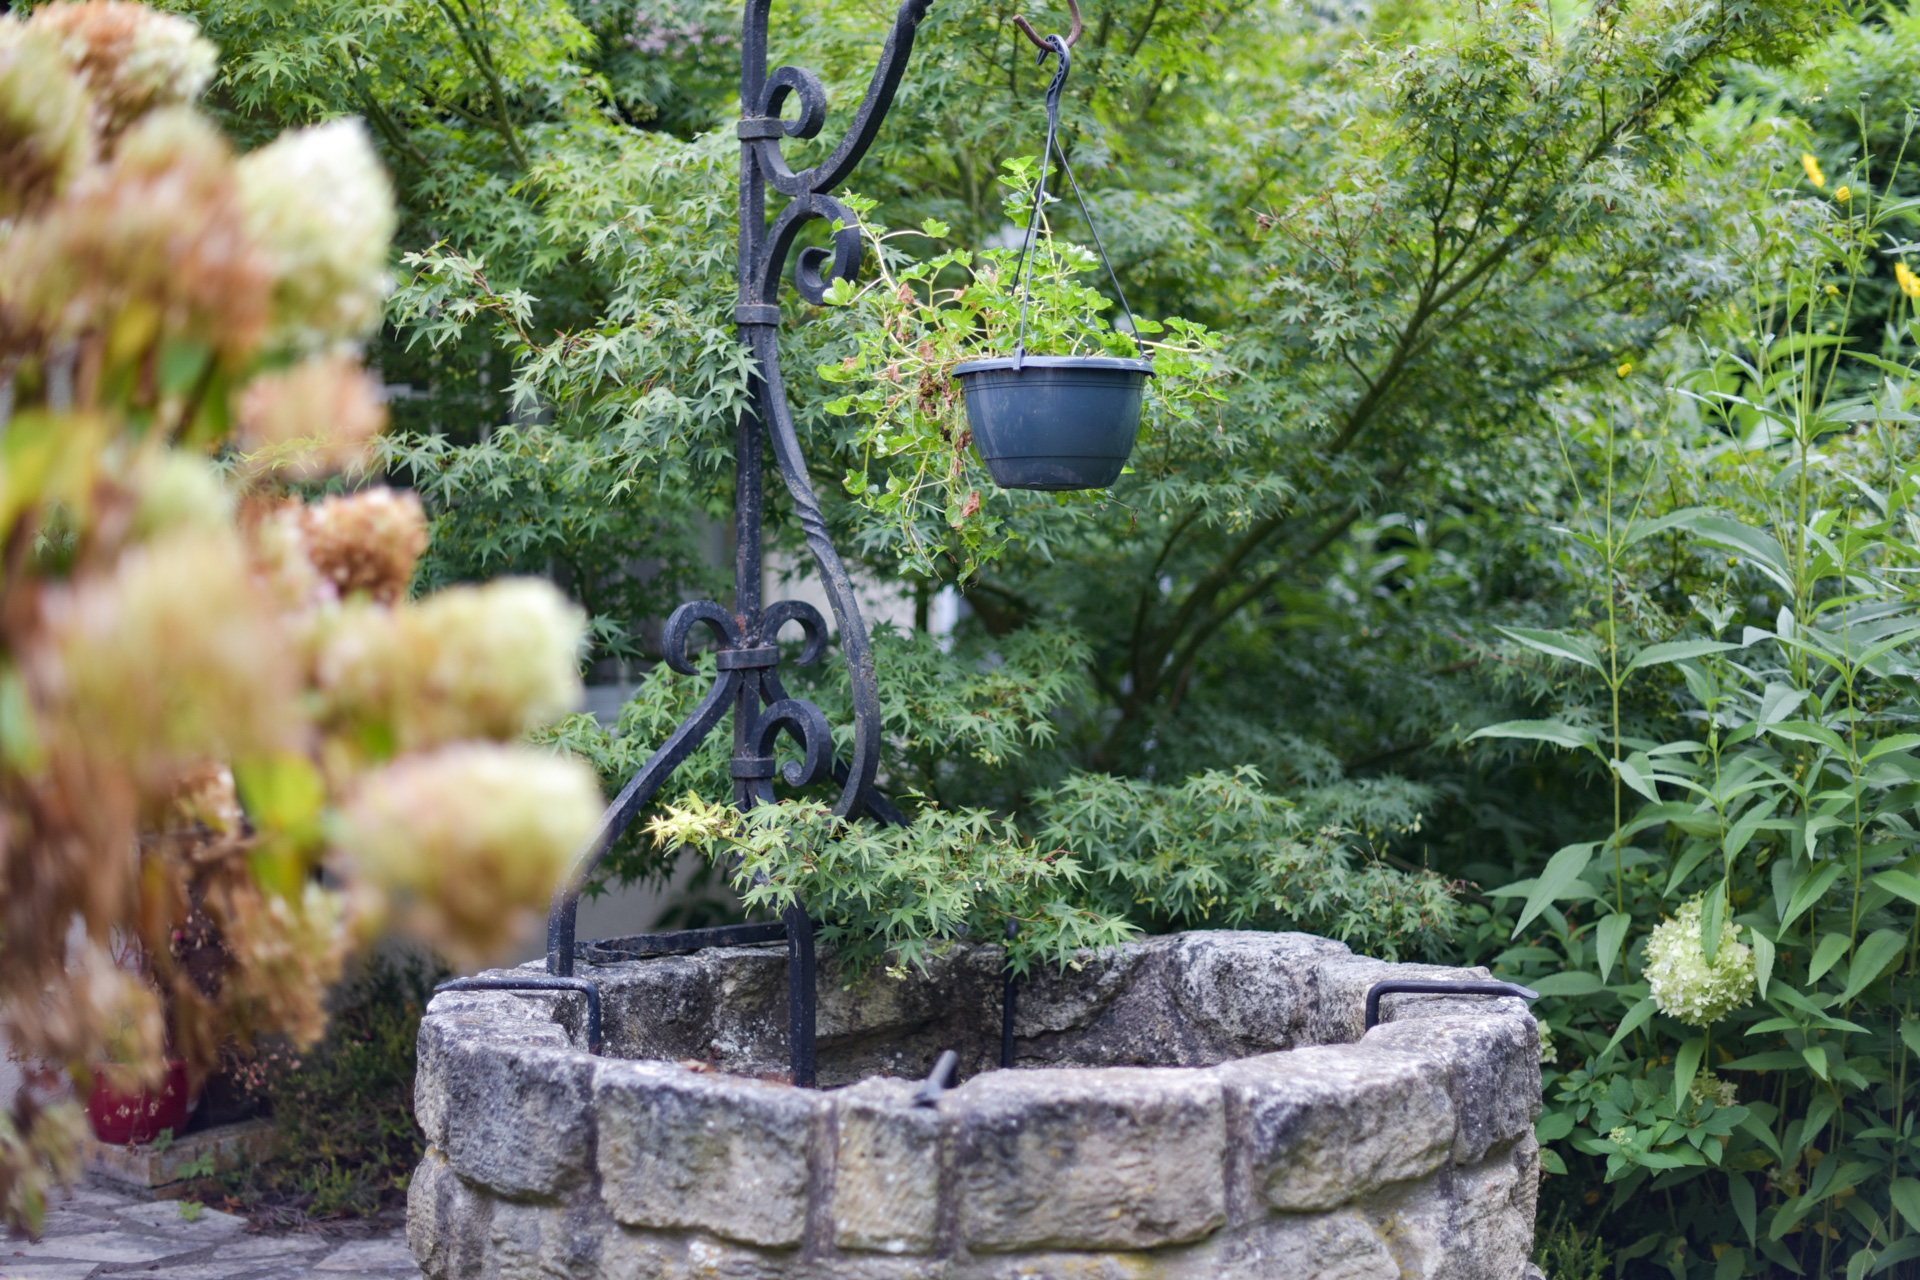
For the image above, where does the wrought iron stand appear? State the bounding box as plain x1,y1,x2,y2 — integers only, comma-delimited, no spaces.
527,0,934,1087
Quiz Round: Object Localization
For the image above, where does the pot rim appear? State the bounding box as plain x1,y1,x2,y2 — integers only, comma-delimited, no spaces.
952,353,1154,377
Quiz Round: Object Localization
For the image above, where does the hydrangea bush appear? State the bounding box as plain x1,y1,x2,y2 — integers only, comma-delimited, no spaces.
0,1,599,1232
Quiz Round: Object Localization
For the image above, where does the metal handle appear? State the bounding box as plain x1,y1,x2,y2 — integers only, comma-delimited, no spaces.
1363,979,1538,1031
1012,0,1082,50
914,1049,960,1107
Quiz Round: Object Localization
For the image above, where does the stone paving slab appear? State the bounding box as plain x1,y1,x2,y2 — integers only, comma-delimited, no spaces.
2,1181,419,1280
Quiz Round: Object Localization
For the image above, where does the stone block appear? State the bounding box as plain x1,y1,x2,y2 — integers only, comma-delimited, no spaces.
1159,1208,1402,1280
408,1148,494,1280
1367,1014,1540,1164
1172,931,1347,1053
441,1039,595,1199
1224,1044,1454,1213
953,1066,1226,1251
834,1077,941,1255
596,1060,820,1248
481,1196,610,1280
418,988,573,1150
1359,1134,1540,1280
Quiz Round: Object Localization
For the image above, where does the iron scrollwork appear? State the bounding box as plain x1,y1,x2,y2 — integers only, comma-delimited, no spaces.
542,0,932,1087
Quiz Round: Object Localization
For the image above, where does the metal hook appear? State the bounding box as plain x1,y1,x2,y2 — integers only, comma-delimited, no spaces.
1012,0,1082,52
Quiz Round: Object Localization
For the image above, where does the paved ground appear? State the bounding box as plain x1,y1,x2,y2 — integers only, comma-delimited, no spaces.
1,1184,419,1280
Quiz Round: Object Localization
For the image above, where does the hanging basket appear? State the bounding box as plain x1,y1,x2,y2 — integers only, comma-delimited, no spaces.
953,354,1152,491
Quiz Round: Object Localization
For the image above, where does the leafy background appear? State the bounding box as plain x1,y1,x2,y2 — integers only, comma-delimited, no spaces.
157,0,1920,1271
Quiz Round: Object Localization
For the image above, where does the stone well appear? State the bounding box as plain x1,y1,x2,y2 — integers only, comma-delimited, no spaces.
407,930,1543,1280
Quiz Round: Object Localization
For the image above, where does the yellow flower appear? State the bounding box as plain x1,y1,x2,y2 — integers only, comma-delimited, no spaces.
1835,184,1852,203
1617,360,1634,378
1825,284,1840,296
1802,153,1826,189
1897,261,1920,301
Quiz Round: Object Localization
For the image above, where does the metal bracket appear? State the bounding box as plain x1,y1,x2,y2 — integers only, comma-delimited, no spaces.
914,1049,960,1106
1362,979,1539,1031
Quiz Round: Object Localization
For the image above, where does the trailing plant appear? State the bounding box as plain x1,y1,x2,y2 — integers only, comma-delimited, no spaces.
816,173,1223,578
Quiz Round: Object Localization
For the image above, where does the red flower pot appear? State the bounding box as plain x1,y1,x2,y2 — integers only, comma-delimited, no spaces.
86,1061,194,1145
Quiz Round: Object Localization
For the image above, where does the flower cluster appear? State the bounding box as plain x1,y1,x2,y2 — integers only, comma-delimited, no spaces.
1644,898,1757,1026
238,120,396,348
0,2,599,1234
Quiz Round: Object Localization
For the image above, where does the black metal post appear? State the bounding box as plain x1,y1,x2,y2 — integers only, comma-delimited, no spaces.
538,0,933,1089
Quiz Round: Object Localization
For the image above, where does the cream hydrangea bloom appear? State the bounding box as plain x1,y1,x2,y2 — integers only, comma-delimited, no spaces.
337,744,601,967
237,119,396,346
1645,897,1756,1026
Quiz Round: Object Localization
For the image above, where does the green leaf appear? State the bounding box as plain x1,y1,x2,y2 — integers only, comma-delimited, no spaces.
1730,1173,1757,1246
1535,1111,1575,1141
1875,869,1920,906
1901,1017,1920,1058
1495,626,1603,670
1673,1036,1705,1110
1466,720,1600,753
1768,720,1848,751
1892,1179,1920,1234
1866,734,1920,762
1530,970,1606,996
1809,932,1852,984
1624,639,1742,673
1676,513,1796,592
1701,884,1727,963
1750,927,1776,1000
1803,1044,1830,1080
1605,997,1658,1056
1841,928,1907,1004
1781,863,1843,930
1596,912,1631,983
1613,754,1661,803
1509,843,1598,939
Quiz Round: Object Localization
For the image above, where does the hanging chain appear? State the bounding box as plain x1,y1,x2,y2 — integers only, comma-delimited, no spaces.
1010,34,1146,370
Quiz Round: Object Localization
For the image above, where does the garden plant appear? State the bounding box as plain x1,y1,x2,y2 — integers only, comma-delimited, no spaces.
16,0,1920,1273
0,0,601,1233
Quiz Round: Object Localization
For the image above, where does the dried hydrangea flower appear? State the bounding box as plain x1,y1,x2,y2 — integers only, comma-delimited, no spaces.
28,2,215,141
130,450,233,542
1,106,269,357
336,744,601,967
0,21,94,218
236,355,387,481
36,528,298,782
1644,897,1756,1026
300,488,426,605
237,120,395,347
315,578,587,753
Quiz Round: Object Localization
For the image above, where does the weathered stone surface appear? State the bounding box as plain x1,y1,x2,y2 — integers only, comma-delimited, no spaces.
417,990,575,1150
1366,1014,1540,1164
1360,1135,1540,1280
1164,1208,1402,1280
1224,1044,1455,1212
439,1035,595,1199
1172,931,1346,1053
412,930,1546,1280
408,1148,494,1280
597,1059,821,1247
834,1077,942,1255
953,1066,1227,1251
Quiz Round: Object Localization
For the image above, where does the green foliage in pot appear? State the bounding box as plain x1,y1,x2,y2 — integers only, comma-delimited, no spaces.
816,171,1222,578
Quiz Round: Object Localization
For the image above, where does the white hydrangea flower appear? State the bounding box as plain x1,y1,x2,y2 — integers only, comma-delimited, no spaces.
338,744,601,966
116,8,215,107
238,119,396,346
1644,897,1756,1026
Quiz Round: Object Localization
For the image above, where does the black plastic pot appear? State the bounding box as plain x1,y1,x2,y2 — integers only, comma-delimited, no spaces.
952,354,1153,491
